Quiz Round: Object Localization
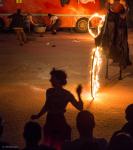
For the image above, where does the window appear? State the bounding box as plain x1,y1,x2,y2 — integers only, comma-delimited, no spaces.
16,0,23,3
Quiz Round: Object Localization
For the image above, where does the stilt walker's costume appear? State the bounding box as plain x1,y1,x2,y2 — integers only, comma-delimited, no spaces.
96,1,132,68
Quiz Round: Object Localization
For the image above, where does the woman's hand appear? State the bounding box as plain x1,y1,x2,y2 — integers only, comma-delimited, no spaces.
76,84,82,96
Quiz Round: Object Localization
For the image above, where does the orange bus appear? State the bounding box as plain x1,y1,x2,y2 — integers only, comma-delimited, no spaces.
0,0,105,32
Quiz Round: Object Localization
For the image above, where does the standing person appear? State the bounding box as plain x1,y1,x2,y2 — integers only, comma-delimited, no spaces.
24,13,37,33
95,0,120,56
116,0,132,67
48,14,61,34
8,9,27,46
96,0,132,68
31,68,83,150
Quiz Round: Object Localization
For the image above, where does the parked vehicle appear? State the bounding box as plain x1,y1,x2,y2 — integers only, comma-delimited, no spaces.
0,0,105,32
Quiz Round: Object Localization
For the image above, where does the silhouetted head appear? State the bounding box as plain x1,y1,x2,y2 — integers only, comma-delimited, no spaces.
76,110,95,137
16,9,21,14
23,121,41,145
48,13,52,18
125,104,133,122
109,132,133,150
0,117,4,137
50,68,67,87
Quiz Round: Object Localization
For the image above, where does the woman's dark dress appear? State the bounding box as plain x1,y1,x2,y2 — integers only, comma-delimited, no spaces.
43,88,77,149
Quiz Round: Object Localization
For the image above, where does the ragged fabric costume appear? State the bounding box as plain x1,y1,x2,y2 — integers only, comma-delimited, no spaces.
95,2,131,68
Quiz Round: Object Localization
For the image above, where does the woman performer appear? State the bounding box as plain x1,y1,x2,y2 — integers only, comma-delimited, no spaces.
31,68,83,150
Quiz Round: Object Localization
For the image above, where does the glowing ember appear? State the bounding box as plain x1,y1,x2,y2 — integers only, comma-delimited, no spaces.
88,13,105,99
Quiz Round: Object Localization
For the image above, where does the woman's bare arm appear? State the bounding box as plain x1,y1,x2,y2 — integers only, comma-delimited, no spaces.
69,85,83,111
31,91,49,120
31,104,47,120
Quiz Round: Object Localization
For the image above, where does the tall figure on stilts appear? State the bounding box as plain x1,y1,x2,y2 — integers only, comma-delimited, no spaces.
95,0,132,80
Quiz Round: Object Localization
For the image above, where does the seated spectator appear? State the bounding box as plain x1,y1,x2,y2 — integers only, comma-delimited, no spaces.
8,9,27,46
121,104,133,137
108,131,133,150
47,14,61,34
23,121,55,150
62,110,107,150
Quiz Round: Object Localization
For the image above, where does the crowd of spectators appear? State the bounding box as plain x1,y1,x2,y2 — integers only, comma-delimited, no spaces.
0,103,133,150
0,68,133,150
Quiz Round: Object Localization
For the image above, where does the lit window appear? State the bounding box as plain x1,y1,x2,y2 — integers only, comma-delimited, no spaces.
16,0,23,3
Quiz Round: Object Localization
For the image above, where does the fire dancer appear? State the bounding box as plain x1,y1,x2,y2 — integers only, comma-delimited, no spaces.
96,0,132,68
31,68,83,150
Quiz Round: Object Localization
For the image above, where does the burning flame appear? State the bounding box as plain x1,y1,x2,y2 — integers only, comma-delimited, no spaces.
91,47,102,99
88,13,105,38
88,13,105,99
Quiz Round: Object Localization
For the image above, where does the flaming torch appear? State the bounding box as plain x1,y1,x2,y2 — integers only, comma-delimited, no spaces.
88,13,105,99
